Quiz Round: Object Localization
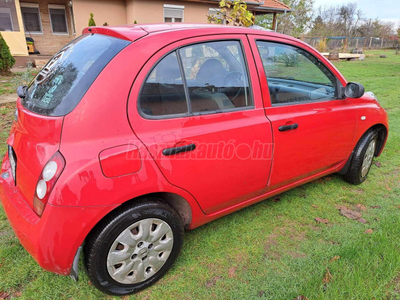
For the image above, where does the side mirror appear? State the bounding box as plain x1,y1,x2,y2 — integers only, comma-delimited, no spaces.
17,85,27,99
344,82,365,98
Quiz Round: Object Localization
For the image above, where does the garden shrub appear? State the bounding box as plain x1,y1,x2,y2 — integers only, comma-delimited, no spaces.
0,33,15,75
88,13,96,26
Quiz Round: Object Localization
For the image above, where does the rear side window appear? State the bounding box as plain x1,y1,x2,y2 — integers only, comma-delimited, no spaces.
139,40,252,118
22,34,130,116
140,52,188,117
179,41,252,113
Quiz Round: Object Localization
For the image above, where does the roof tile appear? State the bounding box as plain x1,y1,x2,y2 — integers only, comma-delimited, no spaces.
182,0,291,12
259,0,291,10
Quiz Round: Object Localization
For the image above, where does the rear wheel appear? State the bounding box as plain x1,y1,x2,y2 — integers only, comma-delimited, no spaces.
344,130,378,185
84,199,184,295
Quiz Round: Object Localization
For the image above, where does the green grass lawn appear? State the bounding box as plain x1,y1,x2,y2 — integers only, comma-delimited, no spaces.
0,50,399,299
0,71,36,96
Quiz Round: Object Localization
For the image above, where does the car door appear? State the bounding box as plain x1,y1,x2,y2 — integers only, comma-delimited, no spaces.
128,35,273,214
248,35,357,191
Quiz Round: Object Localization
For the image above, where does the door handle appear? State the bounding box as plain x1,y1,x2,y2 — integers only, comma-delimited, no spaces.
278,123,298,132
162,143,196,156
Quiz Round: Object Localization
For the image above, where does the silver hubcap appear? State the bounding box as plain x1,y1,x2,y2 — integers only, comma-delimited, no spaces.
361,140,376,178
107,218,173,284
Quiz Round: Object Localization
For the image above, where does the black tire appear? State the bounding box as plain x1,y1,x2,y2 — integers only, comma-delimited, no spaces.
344,130,378,185
84,199,184,296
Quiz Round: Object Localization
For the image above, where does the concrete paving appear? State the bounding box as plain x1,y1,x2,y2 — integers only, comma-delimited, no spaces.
0,94,17,105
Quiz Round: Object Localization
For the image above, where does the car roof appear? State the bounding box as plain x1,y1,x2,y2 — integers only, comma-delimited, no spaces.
82,23,297,43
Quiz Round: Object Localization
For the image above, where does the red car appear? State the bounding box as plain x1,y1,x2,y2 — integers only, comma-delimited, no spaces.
0,24,388,295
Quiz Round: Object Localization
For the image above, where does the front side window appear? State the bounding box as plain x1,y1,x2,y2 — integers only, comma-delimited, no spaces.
49,5,68,34
256,41,337,105
139,40,253,118
21,3,42,33
22,34,130,116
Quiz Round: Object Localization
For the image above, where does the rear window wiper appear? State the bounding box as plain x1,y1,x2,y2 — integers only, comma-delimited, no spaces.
17,86,28,99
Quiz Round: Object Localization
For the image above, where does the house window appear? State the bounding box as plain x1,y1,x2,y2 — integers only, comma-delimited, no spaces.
208,8,221,18
49,5,68,34
0,0,20,32
0,8,13,31
164,4,184,23
21,3,42,34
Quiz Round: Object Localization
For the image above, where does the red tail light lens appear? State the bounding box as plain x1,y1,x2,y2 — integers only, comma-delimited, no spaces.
33,152,65,216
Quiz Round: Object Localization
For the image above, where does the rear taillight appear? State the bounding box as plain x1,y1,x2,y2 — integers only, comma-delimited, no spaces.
33,152,65,217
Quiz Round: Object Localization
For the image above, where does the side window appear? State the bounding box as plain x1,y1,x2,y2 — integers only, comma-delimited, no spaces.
139,40,253,118
179,40,252,113
139,52,188,116
256,41,337,105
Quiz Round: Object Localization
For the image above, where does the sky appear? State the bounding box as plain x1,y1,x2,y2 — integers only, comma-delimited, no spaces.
312,0,400,25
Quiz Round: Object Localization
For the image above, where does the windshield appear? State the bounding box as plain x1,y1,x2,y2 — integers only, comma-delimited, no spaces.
22,34,130,116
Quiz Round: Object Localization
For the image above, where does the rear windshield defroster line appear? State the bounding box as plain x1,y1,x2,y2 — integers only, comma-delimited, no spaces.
22,34,131,116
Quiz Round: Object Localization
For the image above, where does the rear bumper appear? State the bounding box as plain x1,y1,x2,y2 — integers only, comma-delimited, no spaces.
0,153,117,275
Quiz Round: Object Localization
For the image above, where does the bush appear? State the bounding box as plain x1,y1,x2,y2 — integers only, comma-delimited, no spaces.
316,38,327,52
207,0,254,27
88,13,96,26
279,52,301,67
0,33,15,75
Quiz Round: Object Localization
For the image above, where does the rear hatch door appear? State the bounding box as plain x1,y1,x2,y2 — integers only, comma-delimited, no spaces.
7,104,63,208
7,33,132,209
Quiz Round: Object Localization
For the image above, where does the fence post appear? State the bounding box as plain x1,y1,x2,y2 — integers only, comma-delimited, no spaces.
344,38,348,52
381,38,384,48
369,37,373,49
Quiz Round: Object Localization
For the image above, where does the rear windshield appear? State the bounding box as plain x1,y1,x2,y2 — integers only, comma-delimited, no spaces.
22,34,130,116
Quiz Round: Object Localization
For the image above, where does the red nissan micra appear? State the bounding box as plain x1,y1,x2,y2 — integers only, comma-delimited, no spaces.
0,24,388,295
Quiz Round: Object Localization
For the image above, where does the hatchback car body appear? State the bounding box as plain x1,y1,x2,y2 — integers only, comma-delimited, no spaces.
0,24,388,295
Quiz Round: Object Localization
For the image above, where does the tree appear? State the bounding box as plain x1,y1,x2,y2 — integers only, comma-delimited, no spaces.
255,14,273,30
337,3,362,37
88,13,96,27
0,33,15,75
278,0,314,36
309,5,338,37
207,0,254,27
256,0,314,36
312,15,324,33
309,2,398,40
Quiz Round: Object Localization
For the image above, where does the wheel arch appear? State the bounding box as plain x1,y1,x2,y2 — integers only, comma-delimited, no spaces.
338,123,388,175
138,192,193,229
70,192,193,280
86,192,193,242
369,123,388,156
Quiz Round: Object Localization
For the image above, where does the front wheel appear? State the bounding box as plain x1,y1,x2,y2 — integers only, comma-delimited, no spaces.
344,130,378,185
84,199,184,295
